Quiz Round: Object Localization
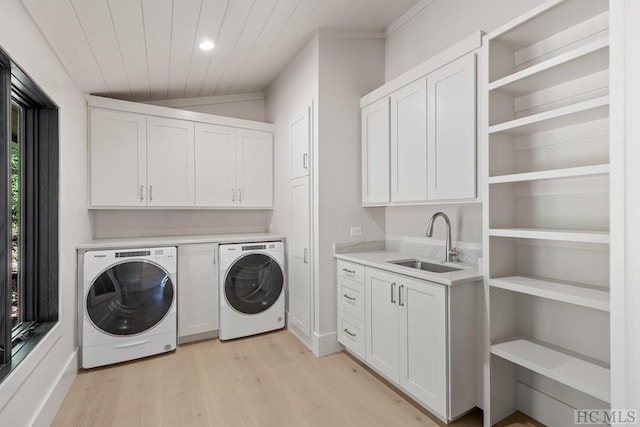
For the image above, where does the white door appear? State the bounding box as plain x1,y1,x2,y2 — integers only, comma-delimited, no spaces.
390,77,428,203
237,129,273,208
361,98,390,205
194,123,237,207
290,107,311,179
89,108,147,207
147,116,195,206
365,268,400,382
177,243,219,339
428,54,476,200
288,176,311,337
399,277,447,416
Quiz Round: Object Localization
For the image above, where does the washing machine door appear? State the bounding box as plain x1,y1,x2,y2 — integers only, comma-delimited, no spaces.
86,261,174,335
225,254,284,314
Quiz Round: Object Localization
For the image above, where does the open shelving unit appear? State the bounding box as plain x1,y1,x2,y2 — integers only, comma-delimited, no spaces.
482,0,611,425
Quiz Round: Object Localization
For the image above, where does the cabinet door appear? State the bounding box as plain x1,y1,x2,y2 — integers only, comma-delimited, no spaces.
361,98,390,205
365,268,400,382
147,116,195,206
288,176,311,337
237,129,273,207
89,108,147,207
289,107,310,179
399,277,447,417
177,244,219,338
427,54,476,200
390,77,427,203
194,123,237,207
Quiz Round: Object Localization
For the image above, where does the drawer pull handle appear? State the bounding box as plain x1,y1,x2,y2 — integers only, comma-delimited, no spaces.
343,328,356,338
342,268,356,274
343,294,356,301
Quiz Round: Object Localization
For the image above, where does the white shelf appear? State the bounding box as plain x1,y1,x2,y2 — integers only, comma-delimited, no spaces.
489,228,609,244
490,276,609,311
489,96,609,136
488,164,609,184
491,338,610,402
489,37,609,96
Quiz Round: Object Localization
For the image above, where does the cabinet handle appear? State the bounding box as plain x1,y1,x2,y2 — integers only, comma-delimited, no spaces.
238,188,242,203
343,294,356,301
399,284,405,307
213,248,216,265
343,328,356,338
149,185,153,201
390,282,396,304
303,248,308,264
140,185,144,201
342,268,355,274
303,153,308,169
232,188,235,202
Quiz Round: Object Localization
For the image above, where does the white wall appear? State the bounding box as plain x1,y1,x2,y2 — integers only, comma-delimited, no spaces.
0,1,93,425
383,0,543,250
93,210,271,238
146,93,265,122
385,0,545,80
316,35,386,336
265,40,319,246
265,33,387,352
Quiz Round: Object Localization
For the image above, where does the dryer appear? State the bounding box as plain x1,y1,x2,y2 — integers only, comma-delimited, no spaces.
219,241,285,340
82,247,177,368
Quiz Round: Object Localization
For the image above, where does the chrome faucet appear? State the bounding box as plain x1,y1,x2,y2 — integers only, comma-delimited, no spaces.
426,212,458,263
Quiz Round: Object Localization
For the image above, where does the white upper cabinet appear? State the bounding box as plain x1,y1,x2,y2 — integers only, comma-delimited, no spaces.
89,108,146,207
237,129,273,208
194,125,273,208
88,96,273,209
360,34,482,206
427,54,476,200
289,108,310,179
147,117,195,207
194,123,237,207
361,97,390,205
390,77,428,203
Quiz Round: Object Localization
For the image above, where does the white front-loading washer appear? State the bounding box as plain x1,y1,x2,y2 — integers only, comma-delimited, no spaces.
219,241,285,340
82,247,177,368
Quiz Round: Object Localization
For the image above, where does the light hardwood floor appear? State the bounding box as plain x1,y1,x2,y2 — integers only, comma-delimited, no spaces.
53,331,535,426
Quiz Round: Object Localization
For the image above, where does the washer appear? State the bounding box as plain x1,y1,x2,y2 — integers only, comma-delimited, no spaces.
219,241,285,340
81,247,177,368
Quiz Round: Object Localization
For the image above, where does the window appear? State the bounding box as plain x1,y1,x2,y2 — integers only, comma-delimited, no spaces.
0,47,59,382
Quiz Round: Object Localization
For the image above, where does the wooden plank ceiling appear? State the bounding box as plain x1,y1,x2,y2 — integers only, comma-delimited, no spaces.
21,0,420,101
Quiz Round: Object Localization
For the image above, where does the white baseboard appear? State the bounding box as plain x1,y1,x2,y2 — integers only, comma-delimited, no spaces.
312,331,342,357
287,322,313,350
32,349,78,427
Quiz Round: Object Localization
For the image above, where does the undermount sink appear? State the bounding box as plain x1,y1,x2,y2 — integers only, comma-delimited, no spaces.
388,259,462,273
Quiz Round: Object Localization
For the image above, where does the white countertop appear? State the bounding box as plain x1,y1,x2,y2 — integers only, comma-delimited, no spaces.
77,232,286,250
335,250,482,286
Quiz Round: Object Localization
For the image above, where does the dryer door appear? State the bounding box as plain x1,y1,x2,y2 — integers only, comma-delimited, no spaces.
225,254,284,314
86,260,174,335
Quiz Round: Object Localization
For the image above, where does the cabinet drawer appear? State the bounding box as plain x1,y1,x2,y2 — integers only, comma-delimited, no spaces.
337,311,365,359
337,260,364,283
337,276,364,320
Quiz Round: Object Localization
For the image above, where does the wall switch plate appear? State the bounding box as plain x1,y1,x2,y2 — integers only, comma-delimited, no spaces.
350,226,362,237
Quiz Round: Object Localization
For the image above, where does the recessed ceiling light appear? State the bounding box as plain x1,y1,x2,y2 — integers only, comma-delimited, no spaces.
199,40,215,51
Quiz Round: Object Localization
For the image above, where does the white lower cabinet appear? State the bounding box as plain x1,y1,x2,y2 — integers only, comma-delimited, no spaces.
177,243,219,343
338,262,477,422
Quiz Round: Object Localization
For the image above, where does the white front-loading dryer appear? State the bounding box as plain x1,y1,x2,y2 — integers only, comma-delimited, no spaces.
219,241,285,340
82,247,177,368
